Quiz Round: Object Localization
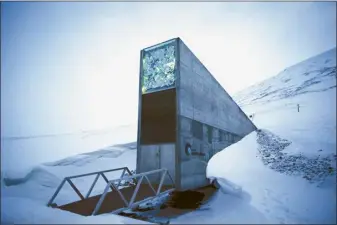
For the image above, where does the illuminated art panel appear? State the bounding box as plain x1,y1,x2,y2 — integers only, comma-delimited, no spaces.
141,40,176,94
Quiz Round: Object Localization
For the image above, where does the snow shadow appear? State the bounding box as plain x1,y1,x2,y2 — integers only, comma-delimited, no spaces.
172,179,269,224
212,177,251,202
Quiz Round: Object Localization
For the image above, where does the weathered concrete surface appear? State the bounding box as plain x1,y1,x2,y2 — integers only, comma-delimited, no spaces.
138,145,160,183
178,39,256,135
178,116,242,190
138,144,176,186
159,144,176,185
177,38,256,190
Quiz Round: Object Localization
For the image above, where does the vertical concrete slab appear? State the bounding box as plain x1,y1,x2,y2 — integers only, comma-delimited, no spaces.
139,145,160,183
177,38,257,191
159,144,176,186
178,38,256,136
138,144,176,186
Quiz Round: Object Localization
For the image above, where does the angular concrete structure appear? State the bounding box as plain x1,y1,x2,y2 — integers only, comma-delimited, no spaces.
136,38,257,191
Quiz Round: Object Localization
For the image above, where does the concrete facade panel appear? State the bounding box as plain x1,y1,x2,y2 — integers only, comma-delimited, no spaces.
139,145,160,183
181,158,207,176
178,38,256,136
179,41,193,69
159,144,176,185
138,144,176,185
180,174,209,191
176,38,256,190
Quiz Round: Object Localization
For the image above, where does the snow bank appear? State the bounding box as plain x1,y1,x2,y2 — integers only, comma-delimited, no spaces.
2,165,80,206
206,131,336,224
2,166,62,187
210,176,243,197
2,142,136,184
2,145,137,206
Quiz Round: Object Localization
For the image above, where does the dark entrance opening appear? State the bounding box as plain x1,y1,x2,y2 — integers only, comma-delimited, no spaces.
140,88,176,145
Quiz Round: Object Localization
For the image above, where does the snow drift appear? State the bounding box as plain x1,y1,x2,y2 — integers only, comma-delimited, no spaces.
206,131,336,224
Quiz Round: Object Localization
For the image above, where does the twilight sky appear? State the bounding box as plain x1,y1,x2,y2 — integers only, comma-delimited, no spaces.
1,2,336,137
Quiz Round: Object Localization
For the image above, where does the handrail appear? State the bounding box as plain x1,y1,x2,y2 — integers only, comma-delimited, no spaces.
66,167,130,179
47,167,175,216
47,167,133,207
92,168,175,215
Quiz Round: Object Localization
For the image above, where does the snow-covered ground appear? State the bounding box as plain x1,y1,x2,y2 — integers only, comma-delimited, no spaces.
1,142,145,224
1,123,137,173
1,48,336,224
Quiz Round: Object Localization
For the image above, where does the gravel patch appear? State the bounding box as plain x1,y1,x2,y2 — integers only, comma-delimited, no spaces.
256,129,336,184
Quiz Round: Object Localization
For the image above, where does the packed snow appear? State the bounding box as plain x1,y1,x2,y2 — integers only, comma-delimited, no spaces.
1,48,336,224
204,132,336,224
1,124,137,175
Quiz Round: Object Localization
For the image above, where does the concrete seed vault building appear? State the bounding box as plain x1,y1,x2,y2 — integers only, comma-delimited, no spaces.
136,38,257,191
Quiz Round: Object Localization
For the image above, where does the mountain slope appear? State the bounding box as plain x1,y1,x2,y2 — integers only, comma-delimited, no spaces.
233,47,336,158
234,47,336,107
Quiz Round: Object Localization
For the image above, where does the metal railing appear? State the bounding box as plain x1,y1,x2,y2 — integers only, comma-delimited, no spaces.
47,167,135,207
92,168,175,215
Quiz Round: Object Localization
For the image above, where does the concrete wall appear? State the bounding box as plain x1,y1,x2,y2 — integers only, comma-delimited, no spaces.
138,145,161,183
138,144,176,186
177,38,256,190
177,116,244,190
178,38,256,135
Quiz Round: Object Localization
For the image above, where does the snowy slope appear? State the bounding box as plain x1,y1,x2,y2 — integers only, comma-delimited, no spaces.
234,48,336,107
233,48,336,160
1,48,336,224
1,123,137,174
